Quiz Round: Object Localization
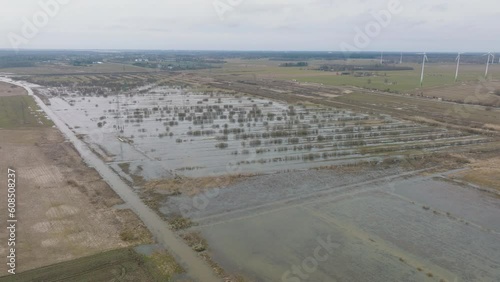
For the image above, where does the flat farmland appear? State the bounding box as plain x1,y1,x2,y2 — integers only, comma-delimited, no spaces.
334,91,500,130
211,59,500,93
0,93,53,129
0,128,153,276
0,247,182,282
1,248,152,282
0,81,26,97
421,80,500,107
0,62,152,75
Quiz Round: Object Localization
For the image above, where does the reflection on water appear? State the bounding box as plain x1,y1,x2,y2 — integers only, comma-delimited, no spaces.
48,86,485,179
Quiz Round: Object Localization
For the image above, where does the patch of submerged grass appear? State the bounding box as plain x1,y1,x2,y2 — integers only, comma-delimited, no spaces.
116,209,154,245
118,162,145,186
118,162,130,174
168,214,195,230
181,232,208,252
314,153,469,173
140,190,167,215
144,174,255,196
143,250,184,280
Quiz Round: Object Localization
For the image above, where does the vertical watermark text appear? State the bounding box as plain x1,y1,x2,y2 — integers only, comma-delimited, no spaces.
6,168,17,275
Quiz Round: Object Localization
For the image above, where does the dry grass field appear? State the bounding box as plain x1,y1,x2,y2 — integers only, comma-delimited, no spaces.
452,157,500,192
0,128,153,276
421,80,500,106
0,82,26,97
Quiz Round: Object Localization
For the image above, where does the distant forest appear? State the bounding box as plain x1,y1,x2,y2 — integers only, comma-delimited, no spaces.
279,62,309,67
318,64,414,72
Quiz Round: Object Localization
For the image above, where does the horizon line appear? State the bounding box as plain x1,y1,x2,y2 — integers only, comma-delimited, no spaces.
0,48,497,54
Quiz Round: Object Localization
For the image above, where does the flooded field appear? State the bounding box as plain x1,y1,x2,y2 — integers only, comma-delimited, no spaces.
41,84,488,179
177,173,500,282
22,77,499,282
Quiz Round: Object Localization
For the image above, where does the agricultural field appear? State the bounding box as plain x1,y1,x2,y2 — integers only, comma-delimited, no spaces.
0,81,26,97
0,126,156,276
208,58,500,96
293,64,500,93
0,62,153,75
421,80,500,107
0,247,182,282
0,95,53,129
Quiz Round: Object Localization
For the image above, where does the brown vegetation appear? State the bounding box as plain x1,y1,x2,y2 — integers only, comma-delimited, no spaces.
0,81,27,97
0,128,152,275
144,174,255,196
451,157,500,192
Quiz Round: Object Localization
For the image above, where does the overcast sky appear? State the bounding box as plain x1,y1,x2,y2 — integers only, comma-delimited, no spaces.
1,0,499,52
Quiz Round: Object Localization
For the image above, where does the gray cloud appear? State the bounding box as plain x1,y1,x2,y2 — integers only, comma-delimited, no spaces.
1,0,499,51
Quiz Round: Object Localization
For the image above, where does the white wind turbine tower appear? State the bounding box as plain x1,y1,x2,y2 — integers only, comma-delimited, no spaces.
400,52,403,64
484,52,494,78
418,52,428,87
455,52,463,82
380,51,384,64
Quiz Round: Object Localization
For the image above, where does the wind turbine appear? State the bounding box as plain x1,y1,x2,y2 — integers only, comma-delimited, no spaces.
418,52,428,87
455,52,463,82
380,51,384,64
399,52,403,64
484,52,494,78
